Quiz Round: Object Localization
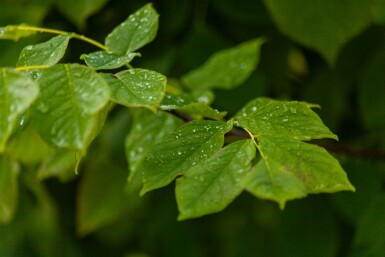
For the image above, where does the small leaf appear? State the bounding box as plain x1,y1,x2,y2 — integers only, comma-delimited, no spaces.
33,64,110,149
234,97,337,141
176,140,256,220
0,156,19,224
17,34,72,67
182,38,265,90
0,24,37,41
141,120,233,194
0,68,39,152
105,3,158,54
160,93,226,120
125,109,183,183
81,51,140,70
102,69,166,112
243,159,307,209
37,150,77,182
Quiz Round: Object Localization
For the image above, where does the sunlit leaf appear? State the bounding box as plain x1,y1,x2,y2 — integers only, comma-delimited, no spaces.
182,38,265,90
81,51,140,70
125,109,183,184
33,64,110,149
0,68,39,152
17,34,72,67
0,24,37,41
101,69,165,112
0,156,19,224
105,3,158,54
176,140,255,220
141,120,233,194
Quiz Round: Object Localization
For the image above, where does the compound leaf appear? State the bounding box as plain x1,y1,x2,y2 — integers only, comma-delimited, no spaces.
182,38,265,90
33,64,110,149
102,69,165,112
234,97,337,141
105,3,158,54
81,51,140,70
141,120,233,195
0,68,39,152
176,139,255,220
17,34,72,67
0,156,19,224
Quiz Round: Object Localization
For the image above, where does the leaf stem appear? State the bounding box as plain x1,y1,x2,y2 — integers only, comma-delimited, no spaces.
15,25,107,51
15,65,49,71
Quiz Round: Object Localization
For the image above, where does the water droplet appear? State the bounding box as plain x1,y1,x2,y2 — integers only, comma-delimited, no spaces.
282,118,288,122
251,106,257,112
36,102,49,113
177,151,182,155
25,45,33,50
128,69,136,74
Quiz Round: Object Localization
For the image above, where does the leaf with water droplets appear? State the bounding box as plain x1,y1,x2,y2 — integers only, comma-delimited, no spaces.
125,109,183,184
33,64,110,149
176,140,256,220
234,97,337,141
105,3,158,54
141,120,233,195
0,155,19,224
182,38,265,90
0,68,39,152
101,69,166,112
17,34,72,67
81,51,140,70
160,93,226,120
0,24,37,41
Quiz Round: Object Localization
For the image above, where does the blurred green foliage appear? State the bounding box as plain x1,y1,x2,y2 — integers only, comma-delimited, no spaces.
1,0,385,256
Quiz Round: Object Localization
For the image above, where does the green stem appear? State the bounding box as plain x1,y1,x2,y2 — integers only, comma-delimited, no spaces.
16,25,107,51
15,65,49,71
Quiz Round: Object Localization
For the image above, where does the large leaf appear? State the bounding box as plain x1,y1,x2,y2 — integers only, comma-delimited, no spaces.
105,3,158,54
263,0,371,65
81,51,140,70
125,109,183,183
56,0,108,28
0,68,39,152
234,97,337,141
141,120,233,194
0,24,37,41
33,64,110,149
176,140,256,220
17,34,72,67
101,69,166,112
243,159,307,209
182,38,265,90
0,156,19,224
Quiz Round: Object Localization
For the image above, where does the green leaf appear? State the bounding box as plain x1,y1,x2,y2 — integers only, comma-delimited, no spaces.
0,156,19,224
182,38,265,90
33,64,110,149
37,150,76,182
81,51,140,70
141,120,233,195
263,0,371,65
0,24,37,41
0,68,39,152
243,159,307,209
176,139,256,220
101,69,166,112
125,109,183,183
105,3,159,54
253,135,354,207
370,0,385,24
17,34,72,67
234,97,337,141
160,93,226,120
56,0,108,28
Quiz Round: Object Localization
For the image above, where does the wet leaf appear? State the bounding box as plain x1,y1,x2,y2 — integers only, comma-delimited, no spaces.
0,68,39,152
234,97,337,141
0,24,37,41
81,51,140,70
105,3,158,54
101,69,166,112
176,140,256,220
33,64,110,149
141,120,233,194
125,109,183,183
17,34,72,67
182,38,265,90
0,156,19,224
